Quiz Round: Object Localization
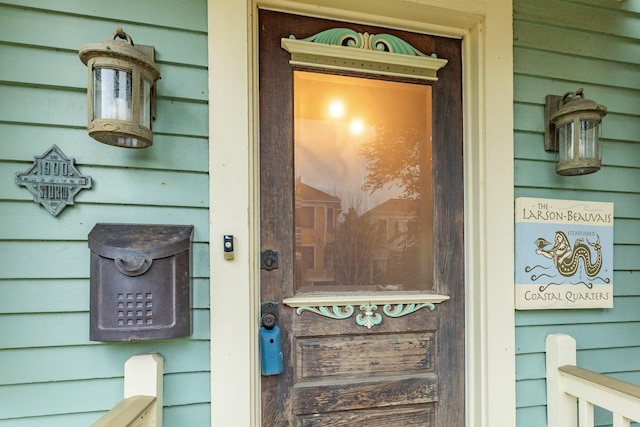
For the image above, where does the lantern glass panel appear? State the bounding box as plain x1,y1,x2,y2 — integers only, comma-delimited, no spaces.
557,122,574,164
139,77,152,129
98,135,143,148
92,68,133,121
579,120,598,158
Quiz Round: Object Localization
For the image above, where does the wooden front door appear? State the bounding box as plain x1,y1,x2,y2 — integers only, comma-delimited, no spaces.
259,9,464,426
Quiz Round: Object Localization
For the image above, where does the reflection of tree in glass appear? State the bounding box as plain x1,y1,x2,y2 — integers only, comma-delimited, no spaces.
382,216,421,290
351,126,425,289
333,201,423,290
333,208,381,287
359,126,424,198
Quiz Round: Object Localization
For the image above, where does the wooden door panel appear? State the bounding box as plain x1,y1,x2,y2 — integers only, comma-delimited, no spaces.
295,332,434,378
294,373,438,413
297,405,436,427
259,9,463,426
292,309,440,422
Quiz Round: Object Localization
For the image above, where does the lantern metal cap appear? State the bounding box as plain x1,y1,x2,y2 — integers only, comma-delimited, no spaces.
544,88,607,152
549,89,607,128
79,27,160,80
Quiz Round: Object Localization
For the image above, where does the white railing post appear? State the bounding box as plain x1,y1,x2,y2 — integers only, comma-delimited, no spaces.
91,353,164,427
124,353,164,427
546,333,578,427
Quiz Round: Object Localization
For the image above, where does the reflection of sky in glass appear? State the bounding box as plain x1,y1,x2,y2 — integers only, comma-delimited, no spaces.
295,118,390,212
294,71,431,213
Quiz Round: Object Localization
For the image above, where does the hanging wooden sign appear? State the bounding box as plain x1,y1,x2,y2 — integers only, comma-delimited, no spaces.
15,145,92,216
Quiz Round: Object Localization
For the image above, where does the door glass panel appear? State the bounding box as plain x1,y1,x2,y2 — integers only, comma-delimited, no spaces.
294,71,433,293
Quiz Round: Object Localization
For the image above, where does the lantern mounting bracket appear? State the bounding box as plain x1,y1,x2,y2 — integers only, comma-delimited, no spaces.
544,94,563,152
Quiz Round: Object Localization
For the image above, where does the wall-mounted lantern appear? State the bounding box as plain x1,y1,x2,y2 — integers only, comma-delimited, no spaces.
544,88,607,176
79,28,161,148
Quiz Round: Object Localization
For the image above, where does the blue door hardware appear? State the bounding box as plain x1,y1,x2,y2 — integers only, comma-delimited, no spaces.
259,302,284,376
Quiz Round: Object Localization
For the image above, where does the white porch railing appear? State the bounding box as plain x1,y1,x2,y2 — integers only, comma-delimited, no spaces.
546,334,640,427
91,353,163,427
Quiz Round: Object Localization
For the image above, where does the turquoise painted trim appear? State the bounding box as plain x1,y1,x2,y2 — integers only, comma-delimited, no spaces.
383,303,435,317
285,291,448,329
293,301,437,329
293,28,437,58
355,304,382,329
295,305,354,319
282,27,447,81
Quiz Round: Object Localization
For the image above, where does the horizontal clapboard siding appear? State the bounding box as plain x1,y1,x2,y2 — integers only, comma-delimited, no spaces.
0,340,210,385
0,124,209,171
0,242,209,279
0,4,207,66
0,86,207,136
514,1,640,426
0,278,210,315
0,311,210,349
0,372,210,417
0,1,209,426
0,403,211,427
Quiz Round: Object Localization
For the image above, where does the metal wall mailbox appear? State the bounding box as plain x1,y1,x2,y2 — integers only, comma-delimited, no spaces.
88,223,194,341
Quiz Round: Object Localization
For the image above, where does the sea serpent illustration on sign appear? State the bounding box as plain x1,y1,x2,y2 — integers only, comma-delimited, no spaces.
534,231,602,277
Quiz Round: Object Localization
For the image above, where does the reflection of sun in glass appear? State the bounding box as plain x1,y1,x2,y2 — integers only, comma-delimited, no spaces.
328,100,344,118
350,119,364,134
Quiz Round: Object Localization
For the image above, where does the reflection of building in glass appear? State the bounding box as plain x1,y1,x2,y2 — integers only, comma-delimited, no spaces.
362,198,420,289
295,178,341,288
295,178,420,290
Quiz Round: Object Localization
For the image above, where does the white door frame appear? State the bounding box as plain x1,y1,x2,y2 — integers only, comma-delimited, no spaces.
208,1,515,426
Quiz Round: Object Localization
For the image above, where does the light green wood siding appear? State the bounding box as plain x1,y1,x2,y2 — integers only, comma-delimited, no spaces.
514,1,640,426
0,1,209,425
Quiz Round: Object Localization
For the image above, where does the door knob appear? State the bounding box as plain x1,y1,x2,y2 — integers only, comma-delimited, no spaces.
261,312,277,329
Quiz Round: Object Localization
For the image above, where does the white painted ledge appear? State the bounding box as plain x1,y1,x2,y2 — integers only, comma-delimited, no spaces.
284,290,449,329
283,290,450,307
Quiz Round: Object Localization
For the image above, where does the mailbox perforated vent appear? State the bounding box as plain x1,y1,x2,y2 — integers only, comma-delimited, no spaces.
117,292,153,327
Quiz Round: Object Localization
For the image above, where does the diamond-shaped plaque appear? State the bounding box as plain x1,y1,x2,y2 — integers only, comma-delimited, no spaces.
16,145,92,216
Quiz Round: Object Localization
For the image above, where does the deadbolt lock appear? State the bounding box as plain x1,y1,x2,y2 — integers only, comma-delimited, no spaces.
260,249,279,270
